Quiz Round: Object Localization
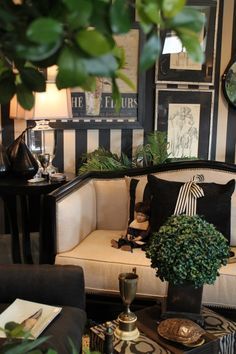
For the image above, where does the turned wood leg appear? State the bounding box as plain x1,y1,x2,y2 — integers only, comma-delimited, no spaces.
20,195,33,264
2,195,22,263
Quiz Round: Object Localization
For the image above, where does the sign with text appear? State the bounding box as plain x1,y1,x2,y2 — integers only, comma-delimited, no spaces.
70,29,139,122
71,92,138,118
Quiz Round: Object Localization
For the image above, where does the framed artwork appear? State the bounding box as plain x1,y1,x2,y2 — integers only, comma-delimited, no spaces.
50,22,148,130
156,89,214,159
156,0,219,85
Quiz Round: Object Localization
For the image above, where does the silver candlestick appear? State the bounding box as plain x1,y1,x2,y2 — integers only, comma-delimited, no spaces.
38,153,50,179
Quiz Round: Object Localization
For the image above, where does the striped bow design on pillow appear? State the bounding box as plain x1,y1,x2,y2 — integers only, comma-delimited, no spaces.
174,180,204,216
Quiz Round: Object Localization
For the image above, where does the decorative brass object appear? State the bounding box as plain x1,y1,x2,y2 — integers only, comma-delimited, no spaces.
157,318,205,346
114,271,140,341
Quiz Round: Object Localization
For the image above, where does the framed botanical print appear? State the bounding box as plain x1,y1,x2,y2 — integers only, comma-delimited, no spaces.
156,89,214,159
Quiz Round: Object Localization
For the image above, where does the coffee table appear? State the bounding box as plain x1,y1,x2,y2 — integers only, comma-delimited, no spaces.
90,304,236,354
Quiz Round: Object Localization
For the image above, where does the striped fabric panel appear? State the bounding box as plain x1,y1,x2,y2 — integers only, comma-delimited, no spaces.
174,181,204,216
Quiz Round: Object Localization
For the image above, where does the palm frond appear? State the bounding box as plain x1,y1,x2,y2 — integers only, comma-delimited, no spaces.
79,148,131,174
133,131,170,167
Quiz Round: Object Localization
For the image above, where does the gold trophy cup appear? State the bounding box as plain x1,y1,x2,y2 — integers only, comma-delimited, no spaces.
114,271,140,341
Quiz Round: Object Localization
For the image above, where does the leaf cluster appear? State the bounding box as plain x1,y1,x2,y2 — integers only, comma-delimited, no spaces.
133,131,170,167
79,147,132,174
0,0,205,110
0,322,100,354
78,131,172,174
146,214,230,288
0,321,53,354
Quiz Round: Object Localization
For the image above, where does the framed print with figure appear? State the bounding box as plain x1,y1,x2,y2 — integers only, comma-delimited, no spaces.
156,89,214,159
156,0,219,85
49,23,149,130
71,28,140,121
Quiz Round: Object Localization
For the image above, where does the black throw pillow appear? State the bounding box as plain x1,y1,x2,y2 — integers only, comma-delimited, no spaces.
147,174,235,243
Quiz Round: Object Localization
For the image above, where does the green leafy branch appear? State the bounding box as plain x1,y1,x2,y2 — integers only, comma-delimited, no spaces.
133,131,170,167
0,0,205,110
0,321,52,354
79,147,133,174
0,322,100,354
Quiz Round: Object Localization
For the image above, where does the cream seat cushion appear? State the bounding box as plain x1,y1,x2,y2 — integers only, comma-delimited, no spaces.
56,232,236,308
203,254,236,308
55,230,168,298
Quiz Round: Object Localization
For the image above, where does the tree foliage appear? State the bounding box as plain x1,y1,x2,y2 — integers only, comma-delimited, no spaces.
0,0,205,110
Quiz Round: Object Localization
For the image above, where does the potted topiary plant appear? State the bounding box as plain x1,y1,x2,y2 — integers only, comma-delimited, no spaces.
146,214,230,324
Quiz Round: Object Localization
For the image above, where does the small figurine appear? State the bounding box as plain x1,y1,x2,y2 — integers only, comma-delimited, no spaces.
111,202,150,252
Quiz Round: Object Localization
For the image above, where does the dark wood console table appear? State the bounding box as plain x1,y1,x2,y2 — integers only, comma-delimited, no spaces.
0,177,69,264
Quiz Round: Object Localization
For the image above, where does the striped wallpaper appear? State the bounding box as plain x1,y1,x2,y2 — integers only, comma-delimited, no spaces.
0,0,236,175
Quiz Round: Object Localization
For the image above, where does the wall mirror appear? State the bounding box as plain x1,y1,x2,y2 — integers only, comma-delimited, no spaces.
222,58,236,108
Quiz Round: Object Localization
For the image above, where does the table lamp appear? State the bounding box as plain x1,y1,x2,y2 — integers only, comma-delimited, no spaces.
10,78,72,174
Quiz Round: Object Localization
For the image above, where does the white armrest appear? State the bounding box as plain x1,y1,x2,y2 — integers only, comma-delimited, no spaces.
56,180,96,252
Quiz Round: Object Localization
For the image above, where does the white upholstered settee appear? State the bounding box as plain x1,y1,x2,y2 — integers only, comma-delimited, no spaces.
47,160,236,309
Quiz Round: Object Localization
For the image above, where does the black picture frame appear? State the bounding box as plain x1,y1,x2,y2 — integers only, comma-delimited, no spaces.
48,23,148,131
156,89,213,159
156,0,218,85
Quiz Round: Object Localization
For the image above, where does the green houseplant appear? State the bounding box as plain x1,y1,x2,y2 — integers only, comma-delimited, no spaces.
133,131,170,167
146,214,230,321
78,147,132,174
0,321,100,354
0,0,205,110
78,131,171,174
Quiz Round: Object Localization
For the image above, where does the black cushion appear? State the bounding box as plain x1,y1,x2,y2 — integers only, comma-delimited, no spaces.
0,264,87,353
129,178,152,223
147,175,235,242
41,306,87,353
0,264,85,310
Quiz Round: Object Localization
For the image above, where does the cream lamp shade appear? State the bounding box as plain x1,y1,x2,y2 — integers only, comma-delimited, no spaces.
10,82,72,120
10,80,72,158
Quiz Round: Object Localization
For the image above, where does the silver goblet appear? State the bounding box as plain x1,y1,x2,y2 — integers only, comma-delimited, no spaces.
38,153,50,179
114,271,140,340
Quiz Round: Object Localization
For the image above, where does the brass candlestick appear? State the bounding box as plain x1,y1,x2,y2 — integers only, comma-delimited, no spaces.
114,271,140,341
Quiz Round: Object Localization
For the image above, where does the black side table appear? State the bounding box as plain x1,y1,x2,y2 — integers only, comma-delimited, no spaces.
0,177,68,264
90,305,236,354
